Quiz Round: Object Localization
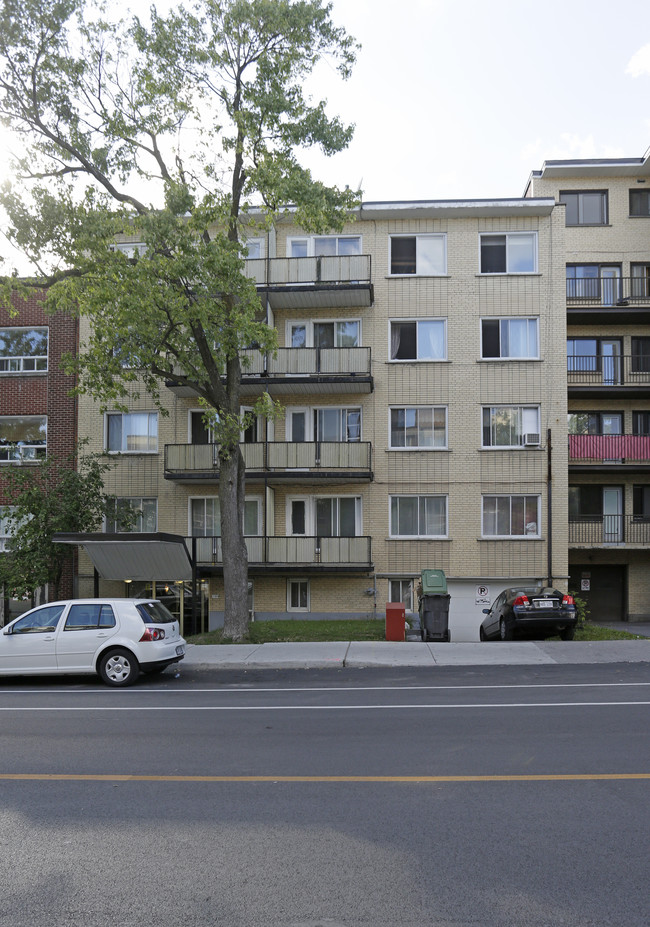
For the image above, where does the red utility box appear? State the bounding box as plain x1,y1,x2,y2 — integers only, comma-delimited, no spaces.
385,602,406,641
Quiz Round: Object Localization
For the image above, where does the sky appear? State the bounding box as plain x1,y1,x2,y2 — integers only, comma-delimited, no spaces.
1,0,650,269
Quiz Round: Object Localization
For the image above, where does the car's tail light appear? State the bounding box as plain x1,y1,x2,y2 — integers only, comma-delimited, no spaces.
513,594,530,607
140,627,166,642
562,595,575,607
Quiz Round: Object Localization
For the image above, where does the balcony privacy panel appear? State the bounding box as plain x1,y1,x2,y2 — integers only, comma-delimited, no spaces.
245,255,371,287
569,434,650,462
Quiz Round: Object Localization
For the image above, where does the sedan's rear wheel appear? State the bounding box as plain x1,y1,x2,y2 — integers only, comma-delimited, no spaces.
560,627,576,641
98,649,140,687
499,619,513,641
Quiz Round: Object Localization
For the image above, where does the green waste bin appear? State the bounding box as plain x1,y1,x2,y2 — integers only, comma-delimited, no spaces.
418,570,451,642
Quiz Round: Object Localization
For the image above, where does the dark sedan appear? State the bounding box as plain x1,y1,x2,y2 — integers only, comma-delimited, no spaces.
480,587,578,641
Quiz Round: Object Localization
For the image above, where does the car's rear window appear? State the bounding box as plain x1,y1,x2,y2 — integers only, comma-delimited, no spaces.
135,601,177,624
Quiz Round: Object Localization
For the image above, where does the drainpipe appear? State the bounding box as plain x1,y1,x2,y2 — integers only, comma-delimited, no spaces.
547,428,553,587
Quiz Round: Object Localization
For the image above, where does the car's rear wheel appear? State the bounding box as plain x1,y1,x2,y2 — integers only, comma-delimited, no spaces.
499,619,513,641
560,627,576,641
98,649,140,687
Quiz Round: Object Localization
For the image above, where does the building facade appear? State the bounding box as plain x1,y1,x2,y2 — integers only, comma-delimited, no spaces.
526,148,650,621
0,291,78,620
76,195,570,640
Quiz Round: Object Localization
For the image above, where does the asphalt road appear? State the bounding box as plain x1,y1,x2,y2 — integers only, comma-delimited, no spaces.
1,664,649,927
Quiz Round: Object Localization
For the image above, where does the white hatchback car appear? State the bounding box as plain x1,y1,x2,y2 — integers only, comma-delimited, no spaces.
0,598,186,686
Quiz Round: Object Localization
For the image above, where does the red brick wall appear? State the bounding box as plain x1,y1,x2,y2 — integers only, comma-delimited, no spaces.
1,290,78,598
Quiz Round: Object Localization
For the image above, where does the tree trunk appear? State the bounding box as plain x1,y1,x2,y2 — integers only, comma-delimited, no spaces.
219,446,250,641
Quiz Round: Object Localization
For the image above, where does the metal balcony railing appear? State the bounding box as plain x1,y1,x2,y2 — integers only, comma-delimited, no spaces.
189,535,373,567
569,515,650,545
240,346,371,377
567,355,650,387
566,276,650,306
245,254,372,288
569,434,650,463
165,441,372,476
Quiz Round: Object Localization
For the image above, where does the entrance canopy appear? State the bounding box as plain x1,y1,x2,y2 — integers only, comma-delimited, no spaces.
53,532,193,581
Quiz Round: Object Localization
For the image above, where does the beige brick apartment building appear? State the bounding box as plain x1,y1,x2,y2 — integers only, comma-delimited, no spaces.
526,148,650,622
75,192,572,640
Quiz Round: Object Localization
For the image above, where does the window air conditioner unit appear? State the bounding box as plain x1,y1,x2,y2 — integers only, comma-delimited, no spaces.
524,433,541,446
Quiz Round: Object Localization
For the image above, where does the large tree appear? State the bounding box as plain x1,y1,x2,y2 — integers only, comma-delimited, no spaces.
0,0,359,639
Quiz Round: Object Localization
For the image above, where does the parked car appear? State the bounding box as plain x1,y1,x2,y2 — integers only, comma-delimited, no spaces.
0,598,186,686
480,587,578,641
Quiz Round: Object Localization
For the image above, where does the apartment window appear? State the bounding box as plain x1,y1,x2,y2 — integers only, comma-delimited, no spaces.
113,241,148,258
105,498,157,533
568,485,603,518
389,235,446,275
390,495,447,538
568,412,622,435
288,578,310,611
633,412,650,436
0,327,48,373
633,485,650,520
0,506,16,551
566,265,622,303
631,264,650,299
289,236,361,257
482,406,540,448
482,495,540,537
288,496,361,537
390,319,446,361
289,320,360,348
481,318,539,359
631,337,650,374
106,412,158,453
629,189,650,217
315,407,361,442
559,191,608,226
390,407,447,448
389,579,413,612
243,238,264,259
190,497,261,536
479,233,537,274
0,415,47,462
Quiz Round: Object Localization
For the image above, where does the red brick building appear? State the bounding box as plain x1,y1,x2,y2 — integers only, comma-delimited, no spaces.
0,290,78,617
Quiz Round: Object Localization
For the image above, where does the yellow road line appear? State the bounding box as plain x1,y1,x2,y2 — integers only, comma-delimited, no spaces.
0,773,648,783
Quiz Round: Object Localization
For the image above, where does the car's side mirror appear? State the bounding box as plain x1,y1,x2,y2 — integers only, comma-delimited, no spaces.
2,626,12,635
482,608,490,615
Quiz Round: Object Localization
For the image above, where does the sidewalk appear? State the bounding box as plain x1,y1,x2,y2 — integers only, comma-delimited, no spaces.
183,637,650,670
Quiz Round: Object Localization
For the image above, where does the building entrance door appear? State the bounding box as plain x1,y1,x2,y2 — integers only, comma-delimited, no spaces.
569,564,626,622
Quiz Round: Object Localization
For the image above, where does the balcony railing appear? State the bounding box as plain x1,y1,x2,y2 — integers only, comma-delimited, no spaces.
569,434,650,463
165,441,372,477
569,515,650,545
240,346,371,378
566,277,650,307
245,255,371,287
189,535,373,567
567,356,650,387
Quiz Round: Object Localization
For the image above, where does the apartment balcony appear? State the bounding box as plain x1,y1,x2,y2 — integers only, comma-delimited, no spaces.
166,347,373,398
189,535,373,573
165,441,373,483
245,255,373,309
569,516,650,547
238,346,373,397
567,356,650,398
569,434,650,472
567,277,650,324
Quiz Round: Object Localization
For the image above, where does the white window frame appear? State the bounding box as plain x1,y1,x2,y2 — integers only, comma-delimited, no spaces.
0,506,17,552
479,232,538,275
105,411,158,454
286,495,362,537
481,495,541,538
285,406,362,442
242,237,264,259
389,495,448,539
389,319,447,362
482,406,541,449
112,241,148,258
287,578,310,612
188,496,262,537
389,578,414,611
389,234,447,276
0,327,48,373
287,235,362,257
105,497,158,534
286,318,361,349
389,406,448,450
560,191,608,226
0,415,47,462
480,317,539,360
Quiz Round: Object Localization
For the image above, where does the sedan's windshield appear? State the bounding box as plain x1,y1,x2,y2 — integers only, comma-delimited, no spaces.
135,601,177,624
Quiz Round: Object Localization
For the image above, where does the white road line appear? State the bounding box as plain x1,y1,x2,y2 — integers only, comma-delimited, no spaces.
0,701,649,711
